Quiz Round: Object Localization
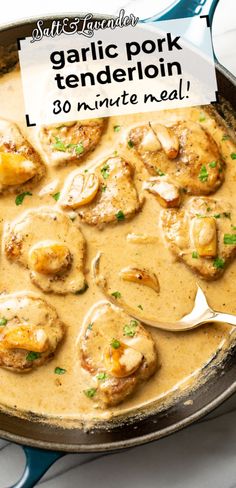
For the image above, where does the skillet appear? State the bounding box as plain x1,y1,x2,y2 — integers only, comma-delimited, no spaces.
0,4,236,487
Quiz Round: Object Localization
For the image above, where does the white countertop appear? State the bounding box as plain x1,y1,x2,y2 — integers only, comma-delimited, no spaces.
0,1,235,487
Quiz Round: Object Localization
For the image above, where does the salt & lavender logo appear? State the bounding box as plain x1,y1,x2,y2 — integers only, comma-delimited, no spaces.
30,10,139,42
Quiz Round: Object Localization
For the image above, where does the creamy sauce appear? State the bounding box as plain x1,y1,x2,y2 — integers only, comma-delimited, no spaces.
0,68,236,427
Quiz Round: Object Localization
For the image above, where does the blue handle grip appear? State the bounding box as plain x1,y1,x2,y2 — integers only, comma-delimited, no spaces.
8,446,64,488
141,0,219,23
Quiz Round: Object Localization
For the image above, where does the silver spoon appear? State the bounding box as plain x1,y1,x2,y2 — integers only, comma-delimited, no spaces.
93,253,236,332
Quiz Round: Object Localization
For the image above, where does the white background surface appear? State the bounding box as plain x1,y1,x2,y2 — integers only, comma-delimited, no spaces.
0,1,235,487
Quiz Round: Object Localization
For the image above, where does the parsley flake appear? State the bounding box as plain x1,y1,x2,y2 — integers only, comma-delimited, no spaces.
222,135,230,141
96,372,108,381
213,257,225,269
199,165,208,182
111,339,121,349
156,169,165,176
209,161,217,168
224,234,236,245
84,388,97,398
123,320,138,337
26,351,41,361
138,304,143,310
111,291,121,299
15,192,32,206
231,153,236,160
115,210,125,221
54,367,66,375
192,251,199,259
127,139,134,149
0,317,7,326
101,164,110,179
52,192,60,201
199,113,206,122
113,125,121,132
53,136,66,152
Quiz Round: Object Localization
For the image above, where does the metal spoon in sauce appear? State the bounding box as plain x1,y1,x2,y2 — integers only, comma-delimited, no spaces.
93,252,236,332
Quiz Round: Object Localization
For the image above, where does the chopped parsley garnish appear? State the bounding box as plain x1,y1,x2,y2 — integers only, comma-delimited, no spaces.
127,139,134,149
26,351,41,361
213,212,230,219
231,224,236,230
199,113,206,122
115,210,125,221
74,143,84,155
111,338,121,349
54,367,66,375
224,234,236,245
75,283,88,295
231,153,236,160
209,161,217,168
192,251,199,259
113,125,121,132
123,319,138,337
53,137,84,155
138,304,143,310
213,257,225,269
101,164,110,179
84,388,97,398
222,135,230,141
101,185,107,192
53,136,66,152
87,322,93,331
52,192,60,201
207,207,211,212
198,165,208,182
156,169,165,176
113,150,118,156
0,317,7,326
15,192,32,206
96,372,108,381
111,291,121,299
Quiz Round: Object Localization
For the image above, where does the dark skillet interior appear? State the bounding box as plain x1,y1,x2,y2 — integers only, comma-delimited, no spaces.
0,17,236,453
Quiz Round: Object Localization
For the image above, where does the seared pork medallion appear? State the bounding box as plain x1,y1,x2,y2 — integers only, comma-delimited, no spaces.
4,208,86,294
0,292,65,371
129,120,225,195
40,119,106,166
59,156,141,226
0,119,45,193
162,197,236,279
79,302,158,407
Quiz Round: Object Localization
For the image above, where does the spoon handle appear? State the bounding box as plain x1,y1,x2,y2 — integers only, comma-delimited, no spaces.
210,312,236,327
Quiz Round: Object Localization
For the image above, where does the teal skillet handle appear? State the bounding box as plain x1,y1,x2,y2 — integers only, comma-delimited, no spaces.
8,446,64,488
140,0,219,58
141,0,219,23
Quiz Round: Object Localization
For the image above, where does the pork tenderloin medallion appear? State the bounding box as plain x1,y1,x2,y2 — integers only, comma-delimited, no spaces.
0,119,45,194
59,156,141,226
161,197,236,279
40,118,106,166
79,302,158,407
129,120,225,195
4,207,86,294
0,292,65,371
